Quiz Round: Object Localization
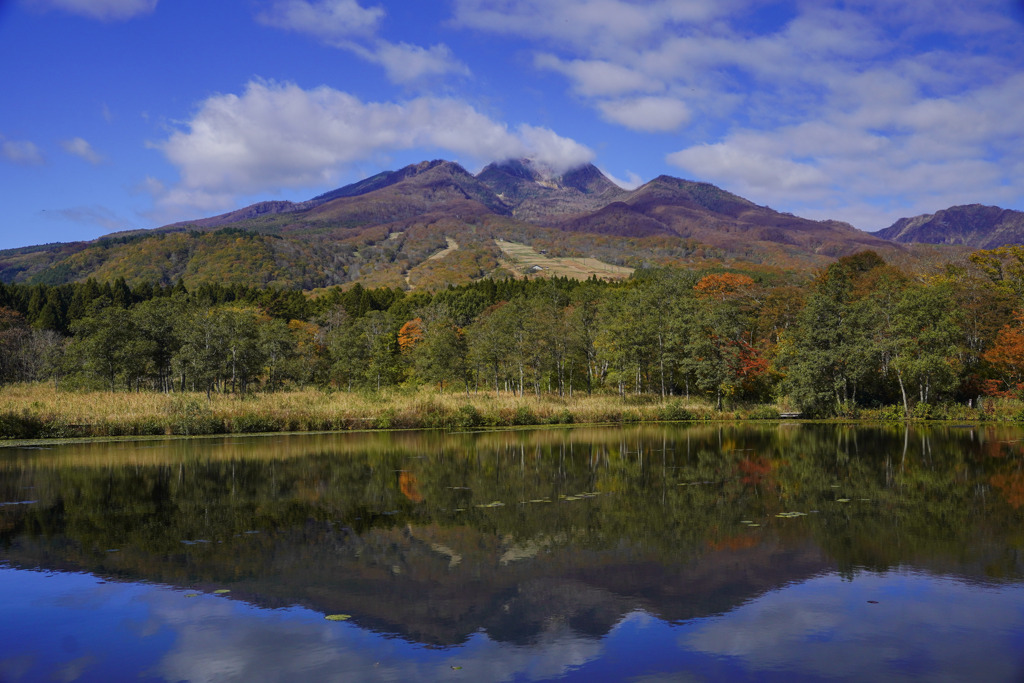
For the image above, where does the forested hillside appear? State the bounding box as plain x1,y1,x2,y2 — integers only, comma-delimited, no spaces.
1,159,910,290
5,245,1024,417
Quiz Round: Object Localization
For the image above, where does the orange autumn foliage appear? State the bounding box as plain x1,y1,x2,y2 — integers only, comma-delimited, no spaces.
694,273,756,300
982,311,1024,395
399,471,423,503
398,318,424,352
991,471,1024,509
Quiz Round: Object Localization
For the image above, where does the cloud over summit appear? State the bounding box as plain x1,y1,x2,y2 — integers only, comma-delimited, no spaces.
155,80,593,216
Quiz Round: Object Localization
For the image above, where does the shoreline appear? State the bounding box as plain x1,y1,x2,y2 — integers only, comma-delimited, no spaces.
1,385,1019,442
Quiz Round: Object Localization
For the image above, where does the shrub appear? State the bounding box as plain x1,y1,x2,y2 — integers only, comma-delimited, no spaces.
168,396,223,435
658,400,692,421
512,405,537,426
448,404,483,430
746,405,780,420
231,414,284,434
0,410,44,439
546,408,574,425
911,402,933,420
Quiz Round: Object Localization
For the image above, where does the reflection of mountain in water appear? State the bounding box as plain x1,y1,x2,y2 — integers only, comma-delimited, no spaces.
1,424,1022,646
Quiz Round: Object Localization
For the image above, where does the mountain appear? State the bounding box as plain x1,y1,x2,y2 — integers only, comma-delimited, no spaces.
1,158,906,289
556,175,893,259
476,159,628,222
876,204,1024,249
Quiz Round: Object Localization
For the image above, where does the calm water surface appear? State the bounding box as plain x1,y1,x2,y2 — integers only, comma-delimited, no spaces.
1,424,1023,682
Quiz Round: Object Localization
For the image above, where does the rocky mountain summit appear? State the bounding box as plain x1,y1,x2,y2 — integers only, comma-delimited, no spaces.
876,205,1024,249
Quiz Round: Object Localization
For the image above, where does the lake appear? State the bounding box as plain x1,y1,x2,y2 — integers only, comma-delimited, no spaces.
1,424,1023,682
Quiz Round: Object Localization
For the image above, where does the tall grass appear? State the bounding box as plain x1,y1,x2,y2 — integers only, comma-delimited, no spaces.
0,383,1017,440
0,384,721,439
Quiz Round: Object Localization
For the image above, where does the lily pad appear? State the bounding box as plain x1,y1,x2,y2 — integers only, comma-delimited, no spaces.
325,614,351,621
836,498,851,503
475,501,505,508
184,593,200,598
213,589,231,594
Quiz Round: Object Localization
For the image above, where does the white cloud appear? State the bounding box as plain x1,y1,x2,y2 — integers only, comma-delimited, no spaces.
153,80,593,217
255,0,383,40
685,573,1024,682
600,167,643,190
1,136,45,166
60,137,104,164
452,0,735,51
27,0,157,21
668,143,829,195
534,55,662,97
598,97,690,132
348,40,470,84
257,0,467,84
451,0,1024,227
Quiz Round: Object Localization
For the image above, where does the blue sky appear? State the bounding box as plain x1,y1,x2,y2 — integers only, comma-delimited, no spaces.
1,0,1023,250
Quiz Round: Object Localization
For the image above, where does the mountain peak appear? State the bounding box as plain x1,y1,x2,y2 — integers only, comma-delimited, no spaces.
876,204,1024,248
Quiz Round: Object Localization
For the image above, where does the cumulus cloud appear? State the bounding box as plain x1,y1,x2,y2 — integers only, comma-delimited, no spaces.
255,0,383,40
685,573,1024,682
600,167,643,190
669,143,828,195
347,40,470,84
153,80,593,216
257,0,467,84
26,0,157,21
60,137,104,164
452,0,735,51
598,97,690,132
454,0,1024,229
534,55,661,98
1,136,45,166
668,66,1024,229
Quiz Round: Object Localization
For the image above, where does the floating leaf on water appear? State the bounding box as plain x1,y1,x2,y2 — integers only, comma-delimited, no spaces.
325,614,351,621
740,520,753,524
213,589,230,594
563,496,581,501
836,498,851,503
184,593,200,598
451,665,463,670
747,523,760,527
529,499,551,503
475,501,505,508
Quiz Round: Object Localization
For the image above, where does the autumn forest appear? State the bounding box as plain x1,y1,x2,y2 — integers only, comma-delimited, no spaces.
5,246,1024,423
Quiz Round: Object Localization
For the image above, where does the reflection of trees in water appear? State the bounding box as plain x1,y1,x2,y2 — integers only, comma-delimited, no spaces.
0,424,1022,645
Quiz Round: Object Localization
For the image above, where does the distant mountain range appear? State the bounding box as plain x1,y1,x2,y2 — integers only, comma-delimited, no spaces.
874,204,1024,249
0,159,1018,289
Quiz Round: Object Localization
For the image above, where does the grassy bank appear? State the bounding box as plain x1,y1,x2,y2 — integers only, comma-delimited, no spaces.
0,384,751,440
0,384,1020,440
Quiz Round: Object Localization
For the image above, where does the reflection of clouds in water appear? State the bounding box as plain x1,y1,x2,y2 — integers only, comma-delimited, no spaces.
143,591,604,683
683,572,1024,682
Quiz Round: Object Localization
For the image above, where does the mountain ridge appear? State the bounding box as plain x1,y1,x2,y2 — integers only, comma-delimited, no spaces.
875,204,1024,249
3,158,1004,289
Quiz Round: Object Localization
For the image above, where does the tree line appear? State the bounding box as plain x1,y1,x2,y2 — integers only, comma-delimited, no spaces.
4,248,1024,416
